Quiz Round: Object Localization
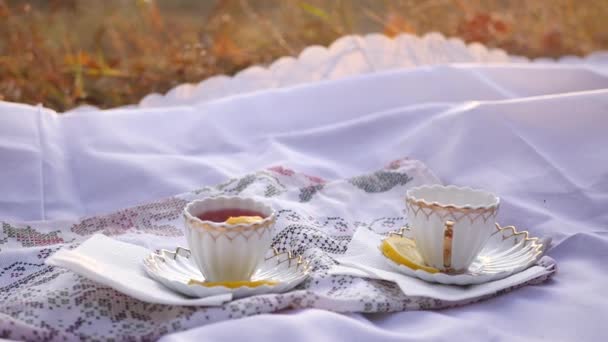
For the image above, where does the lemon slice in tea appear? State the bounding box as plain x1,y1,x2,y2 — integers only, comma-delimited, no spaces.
224,216,263,225
380,236,439,273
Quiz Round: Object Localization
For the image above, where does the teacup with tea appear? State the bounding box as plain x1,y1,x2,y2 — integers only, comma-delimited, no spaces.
183,196,276,282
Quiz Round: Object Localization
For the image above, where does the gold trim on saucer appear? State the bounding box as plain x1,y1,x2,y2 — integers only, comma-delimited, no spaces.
160,246,312,276
491,223,544,258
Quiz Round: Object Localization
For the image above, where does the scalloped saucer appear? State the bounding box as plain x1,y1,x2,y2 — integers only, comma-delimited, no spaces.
143,247,310,298
380,223,545,285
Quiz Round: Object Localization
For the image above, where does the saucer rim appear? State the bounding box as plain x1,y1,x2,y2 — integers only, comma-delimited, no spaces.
143,246,311,293
379,223,544,285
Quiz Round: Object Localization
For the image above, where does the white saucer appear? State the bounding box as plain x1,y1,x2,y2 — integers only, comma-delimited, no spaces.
143,247,311,298
381,223,546,285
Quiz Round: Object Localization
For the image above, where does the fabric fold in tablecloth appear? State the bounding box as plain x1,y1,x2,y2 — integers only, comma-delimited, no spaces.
3,64,608,223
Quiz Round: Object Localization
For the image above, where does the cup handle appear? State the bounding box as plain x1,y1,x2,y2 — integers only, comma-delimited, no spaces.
443,220,455,271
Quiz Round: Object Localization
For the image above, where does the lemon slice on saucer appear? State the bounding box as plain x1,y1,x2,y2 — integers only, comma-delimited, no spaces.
380,236,439,274
188,279,278,288
225,216,264,225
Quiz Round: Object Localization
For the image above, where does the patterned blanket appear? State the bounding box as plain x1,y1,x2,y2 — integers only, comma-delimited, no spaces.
0,159,555,341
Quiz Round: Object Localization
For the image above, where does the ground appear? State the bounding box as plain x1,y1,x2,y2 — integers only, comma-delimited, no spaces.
1,0,607,111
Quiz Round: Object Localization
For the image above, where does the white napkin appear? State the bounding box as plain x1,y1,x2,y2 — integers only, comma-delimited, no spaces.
330,228,554,302
46,234,231,306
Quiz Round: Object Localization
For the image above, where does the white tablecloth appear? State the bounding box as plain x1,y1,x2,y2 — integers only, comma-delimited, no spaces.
1,44,607,340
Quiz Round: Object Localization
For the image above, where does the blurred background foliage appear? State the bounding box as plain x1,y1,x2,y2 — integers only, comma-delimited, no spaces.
1,0,607,111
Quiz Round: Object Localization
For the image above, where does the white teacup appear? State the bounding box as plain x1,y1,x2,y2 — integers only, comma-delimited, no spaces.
406,185,500,273
183,196,276,282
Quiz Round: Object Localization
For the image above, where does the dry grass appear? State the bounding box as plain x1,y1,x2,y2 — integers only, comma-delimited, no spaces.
1,0,607,112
